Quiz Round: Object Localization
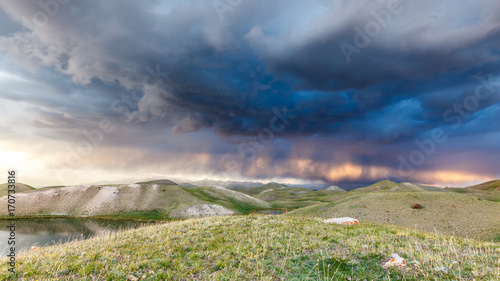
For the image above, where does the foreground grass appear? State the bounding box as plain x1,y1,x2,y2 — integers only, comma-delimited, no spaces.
1,215,498,280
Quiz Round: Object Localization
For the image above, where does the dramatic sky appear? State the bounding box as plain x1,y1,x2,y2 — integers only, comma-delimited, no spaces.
1,0,499,188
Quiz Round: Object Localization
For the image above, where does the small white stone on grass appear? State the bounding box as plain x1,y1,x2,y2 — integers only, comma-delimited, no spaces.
383,253,406,267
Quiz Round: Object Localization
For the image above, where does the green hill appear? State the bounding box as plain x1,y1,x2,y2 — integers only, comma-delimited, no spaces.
272,189,351,209
349,180,444,193
1,215,497,280
237,180,447,210
0,182,35,197
239,182,293,195
237,182,316,208
0,183,268,220
467,179,500,191
444,187,500,202
287,192,500,241
244,182,312,196
183,185,270,213
237,181,446,210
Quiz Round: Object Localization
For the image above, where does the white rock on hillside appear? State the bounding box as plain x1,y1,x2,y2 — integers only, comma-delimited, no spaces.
325,185,346,192
170,204,234,219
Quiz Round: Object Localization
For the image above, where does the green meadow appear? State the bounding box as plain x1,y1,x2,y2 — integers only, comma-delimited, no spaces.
1,215,499,280
0,179,499,280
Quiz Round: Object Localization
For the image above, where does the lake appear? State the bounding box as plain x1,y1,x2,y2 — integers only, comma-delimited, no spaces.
0,218,153,256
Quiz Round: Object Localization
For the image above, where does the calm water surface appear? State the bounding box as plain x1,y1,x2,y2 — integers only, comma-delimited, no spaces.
0,218,152,256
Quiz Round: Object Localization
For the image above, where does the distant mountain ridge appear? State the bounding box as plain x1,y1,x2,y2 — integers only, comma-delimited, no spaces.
180,178,265,189
136,179,178,185
171,178,327,190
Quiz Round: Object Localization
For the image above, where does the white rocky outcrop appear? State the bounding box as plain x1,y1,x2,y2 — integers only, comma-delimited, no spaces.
325,186,346,192
170,204,234,219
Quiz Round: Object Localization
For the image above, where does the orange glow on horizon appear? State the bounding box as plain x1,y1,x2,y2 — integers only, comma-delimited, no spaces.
418,170,491,186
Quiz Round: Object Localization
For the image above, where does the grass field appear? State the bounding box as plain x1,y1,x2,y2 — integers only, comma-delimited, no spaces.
1,179,499,280
467,180,500,192
287,192,500,241
348,180,444,193
1,215,498,280
237,183,350,209
445,187,500,202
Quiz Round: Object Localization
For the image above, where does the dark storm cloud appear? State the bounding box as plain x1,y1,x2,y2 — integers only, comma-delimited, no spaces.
1,0,500,185
2,0,499,138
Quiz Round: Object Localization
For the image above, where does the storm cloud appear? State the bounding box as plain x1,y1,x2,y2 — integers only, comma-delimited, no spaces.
0,0,499,187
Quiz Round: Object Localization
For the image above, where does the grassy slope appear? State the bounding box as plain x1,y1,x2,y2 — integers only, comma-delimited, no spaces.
182,186,270,214
349,180,444,193
0,182,35,197
237,181,447,210
238,183,323,209
268,190,350,209
287,192,500,241
1,215,498,280
467,179,500,192
239,182,312,196
445,187,500,202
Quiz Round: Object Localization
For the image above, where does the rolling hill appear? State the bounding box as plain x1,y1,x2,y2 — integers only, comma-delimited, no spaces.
349,180,444,193
183,185,270,212
0,183,268,220
236,182,319,208
287,192,500,241
0,182,36,197
235,181,448,209
1,178,499,280
239,182,312,197
444,187,500,202
467,179,500,191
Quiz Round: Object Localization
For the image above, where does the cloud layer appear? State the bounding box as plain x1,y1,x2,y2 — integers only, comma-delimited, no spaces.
1,0,499,187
